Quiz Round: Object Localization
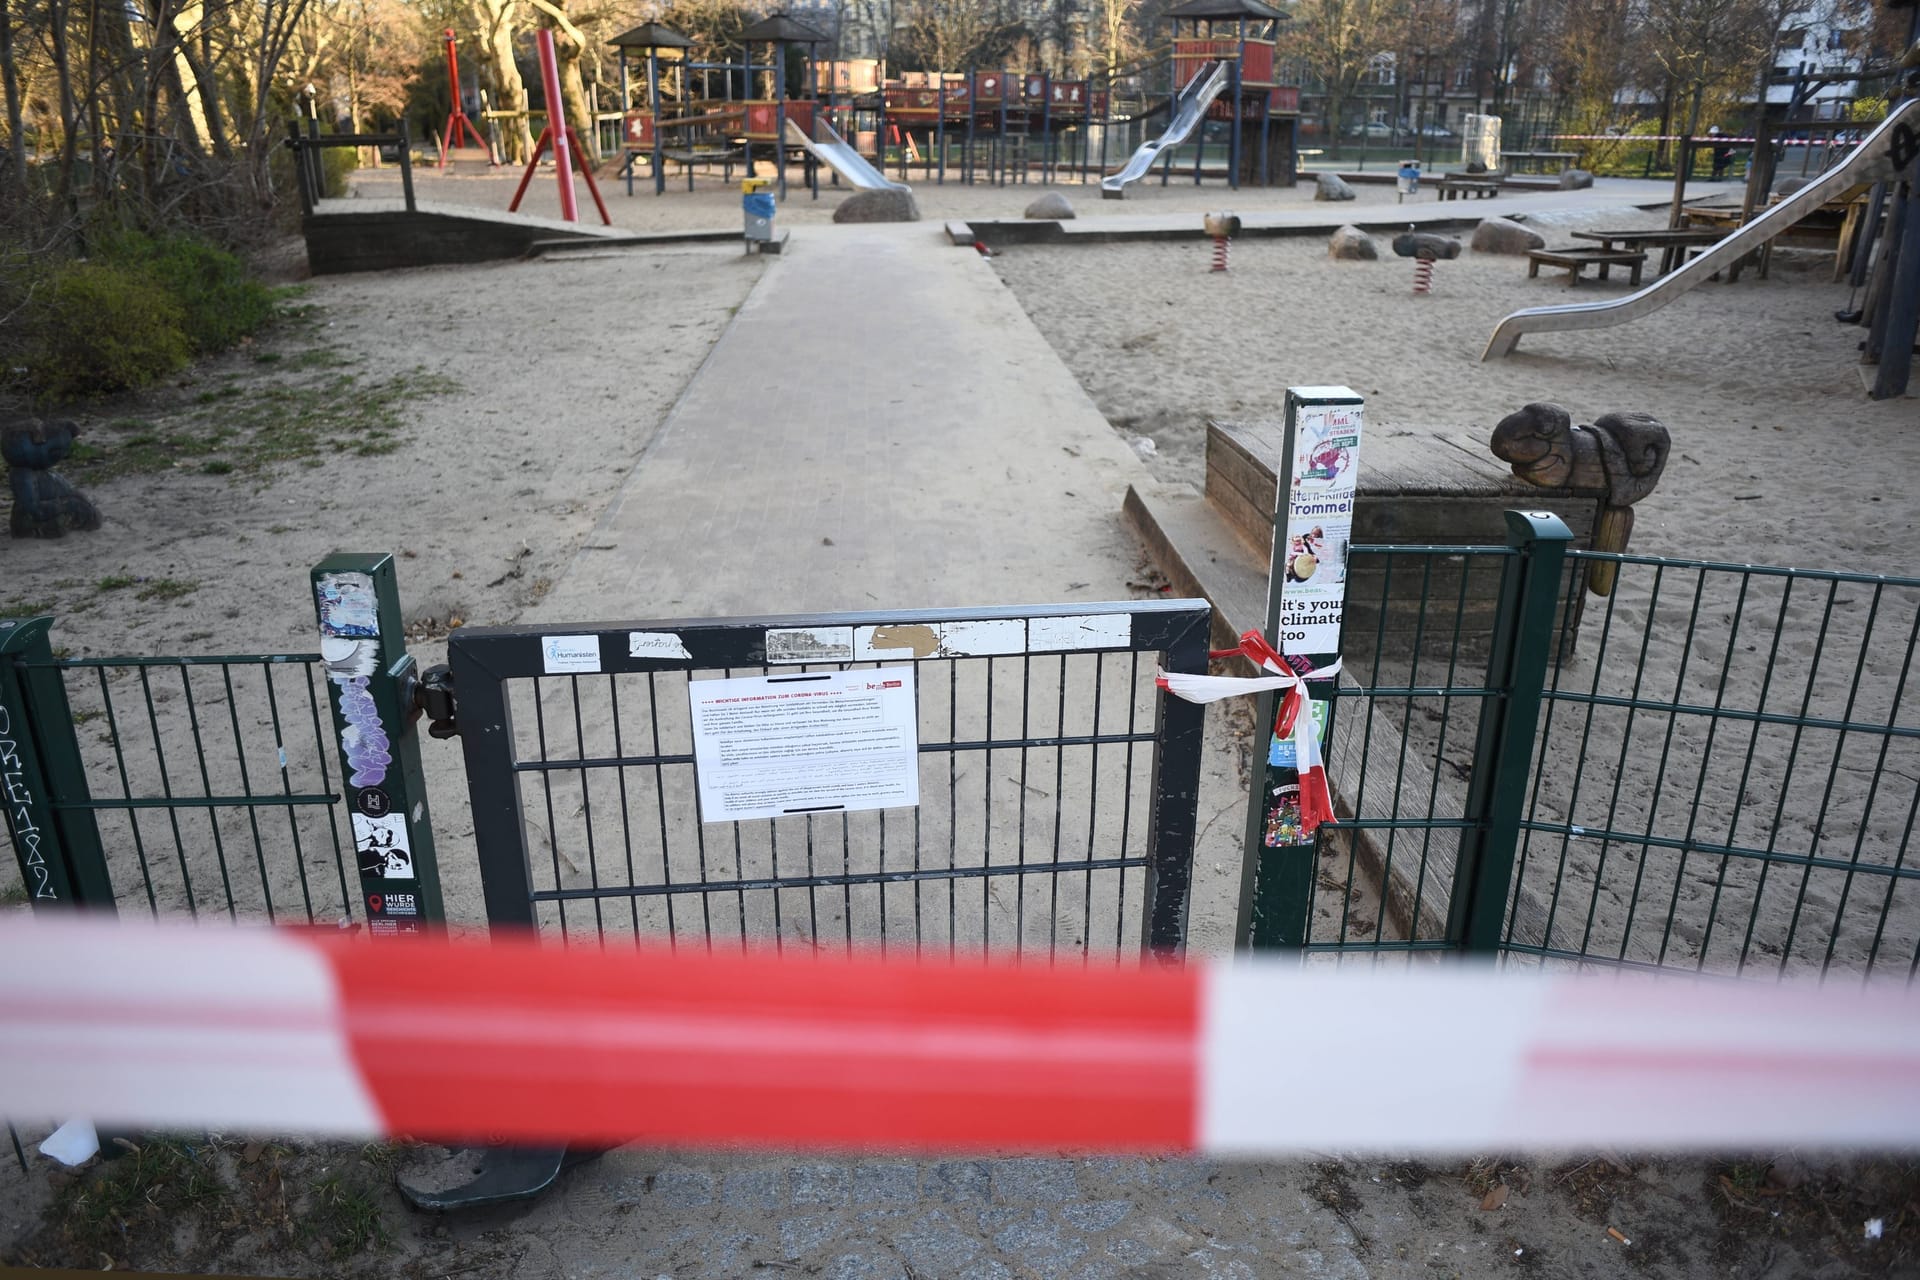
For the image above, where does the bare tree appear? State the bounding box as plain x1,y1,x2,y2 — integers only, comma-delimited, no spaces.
1282,0,1399,138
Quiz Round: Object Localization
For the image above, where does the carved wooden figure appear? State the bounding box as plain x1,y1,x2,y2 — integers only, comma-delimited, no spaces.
4,417,102,539
1490,402,1670,596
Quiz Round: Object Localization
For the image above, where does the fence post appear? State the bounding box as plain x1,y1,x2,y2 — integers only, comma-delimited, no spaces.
311,556,445,934
1445,509,1571,953
1141,608,1209,955
0,617,115,909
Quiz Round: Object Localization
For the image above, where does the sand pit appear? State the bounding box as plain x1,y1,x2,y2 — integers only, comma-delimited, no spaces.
993,212,1920,977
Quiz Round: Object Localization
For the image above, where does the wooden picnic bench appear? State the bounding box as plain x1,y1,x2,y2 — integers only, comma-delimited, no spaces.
1438,174,1500,200
1570,227,1723,274
1526,246,1647,286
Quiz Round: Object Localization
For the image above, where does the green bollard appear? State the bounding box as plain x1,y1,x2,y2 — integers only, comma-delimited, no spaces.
311,554,444,933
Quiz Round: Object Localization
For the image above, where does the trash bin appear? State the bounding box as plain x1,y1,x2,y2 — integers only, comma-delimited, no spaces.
1396,160,1420,202
742,177,777,254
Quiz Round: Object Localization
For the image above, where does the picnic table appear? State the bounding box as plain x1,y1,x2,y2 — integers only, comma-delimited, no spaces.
1505,150,1577,174
1570,227,1723,274
1438,174,1500,201
1526,246,1647,286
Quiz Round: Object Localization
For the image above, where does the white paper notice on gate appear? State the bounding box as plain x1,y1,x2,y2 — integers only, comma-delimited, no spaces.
688,669,920,824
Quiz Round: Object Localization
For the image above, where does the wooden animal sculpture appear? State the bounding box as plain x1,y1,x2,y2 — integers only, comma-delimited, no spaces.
4,417,102,539
1490,402,1670,596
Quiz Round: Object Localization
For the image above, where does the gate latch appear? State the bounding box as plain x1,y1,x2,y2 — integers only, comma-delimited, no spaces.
416,664,458,739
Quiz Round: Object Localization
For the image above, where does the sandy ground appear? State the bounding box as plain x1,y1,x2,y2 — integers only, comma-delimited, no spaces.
992,213,1920,978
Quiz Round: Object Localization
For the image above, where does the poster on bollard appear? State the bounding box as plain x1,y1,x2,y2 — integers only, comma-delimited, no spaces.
1238,387,1365,948
1277,395,1363,657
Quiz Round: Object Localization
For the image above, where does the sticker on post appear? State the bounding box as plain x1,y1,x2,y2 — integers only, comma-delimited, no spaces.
766,627,856,664
688,668,920,824
315,573,380,639
628,632,692,662
353,812,413,880
542,635,601,675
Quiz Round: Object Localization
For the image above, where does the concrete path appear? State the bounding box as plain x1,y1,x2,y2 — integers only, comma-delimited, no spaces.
533,223,1161,618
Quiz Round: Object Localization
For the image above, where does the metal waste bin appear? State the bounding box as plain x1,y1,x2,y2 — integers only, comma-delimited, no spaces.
742,177,778,254
1396,160,1420,202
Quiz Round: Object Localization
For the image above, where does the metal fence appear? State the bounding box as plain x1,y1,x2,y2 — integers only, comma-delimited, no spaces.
1,615,356,924
444,602,1210,957
1289,519,1920,981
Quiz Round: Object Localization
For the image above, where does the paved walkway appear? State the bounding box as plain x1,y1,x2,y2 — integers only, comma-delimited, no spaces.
534,223,1161,619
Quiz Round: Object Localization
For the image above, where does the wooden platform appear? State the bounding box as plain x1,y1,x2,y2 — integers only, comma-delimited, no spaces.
1205,419,1603,666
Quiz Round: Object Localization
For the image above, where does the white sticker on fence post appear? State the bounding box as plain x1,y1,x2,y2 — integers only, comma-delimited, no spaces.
688,669,920,823
1277,401,1363,657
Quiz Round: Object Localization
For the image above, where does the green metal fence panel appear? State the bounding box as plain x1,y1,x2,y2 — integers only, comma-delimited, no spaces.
14,641,358,924
1506,552,1920,979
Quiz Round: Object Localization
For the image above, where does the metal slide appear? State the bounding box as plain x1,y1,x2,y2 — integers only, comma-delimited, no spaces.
1483,99,1920,360
783,117,912,193
1101,60,1233,199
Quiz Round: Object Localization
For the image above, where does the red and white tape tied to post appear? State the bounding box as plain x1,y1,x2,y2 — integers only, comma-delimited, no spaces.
4,919,1918,1154
1158,630,1343,838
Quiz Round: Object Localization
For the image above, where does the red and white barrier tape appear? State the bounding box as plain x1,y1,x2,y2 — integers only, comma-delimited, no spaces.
1158,631,1341,839
4,918,1917,1154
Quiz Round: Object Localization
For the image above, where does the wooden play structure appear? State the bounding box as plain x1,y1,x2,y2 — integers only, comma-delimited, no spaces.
604,4,1304,197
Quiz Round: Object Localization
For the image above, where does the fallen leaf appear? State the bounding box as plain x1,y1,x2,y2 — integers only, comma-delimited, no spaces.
1480,1184,1509,1211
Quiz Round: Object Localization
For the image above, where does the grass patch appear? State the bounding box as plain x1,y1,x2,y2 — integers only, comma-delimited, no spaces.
302,1175,388,1259
57,365,455,481
1,881,29,906
136,578,197,602
97,575,138,591
52,1137,225,1259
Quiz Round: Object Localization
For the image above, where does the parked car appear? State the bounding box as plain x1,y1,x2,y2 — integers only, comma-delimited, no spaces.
1347,121,1401,141
1415,122,1456,139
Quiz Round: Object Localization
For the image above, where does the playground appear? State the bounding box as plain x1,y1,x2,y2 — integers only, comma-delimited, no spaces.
5,53,1920,1278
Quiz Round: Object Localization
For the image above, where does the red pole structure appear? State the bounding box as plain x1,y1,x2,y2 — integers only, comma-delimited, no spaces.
440,30,494,168
536,28,578,223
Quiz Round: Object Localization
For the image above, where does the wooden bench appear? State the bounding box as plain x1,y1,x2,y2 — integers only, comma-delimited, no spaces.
1438,175,1500,201
1527,246,1646,286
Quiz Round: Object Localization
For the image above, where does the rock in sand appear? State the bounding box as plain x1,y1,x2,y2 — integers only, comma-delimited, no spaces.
1024,192,1075,220
1328,224,1378,260
1315,172,1356,202
1471,216,1545,254
833,189,920,223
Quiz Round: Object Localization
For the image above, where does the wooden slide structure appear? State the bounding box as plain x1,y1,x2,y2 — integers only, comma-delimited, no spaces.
1482,98,1920,361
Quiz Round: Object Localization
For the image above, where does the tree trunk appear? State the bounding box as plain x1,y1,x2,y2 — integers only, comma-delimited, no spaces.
550,17,596,162
474,0,532,163
0,0,31,194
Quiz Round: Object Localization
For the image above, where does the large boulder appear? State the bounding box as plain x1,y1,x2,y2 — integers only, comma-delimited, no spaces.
1471,216,1545,255
1327,224,1378,261
1314,172,1356,202
1775,175,1813,198
833,188,920,223
1558,167,1594,189
1024,191,1075,220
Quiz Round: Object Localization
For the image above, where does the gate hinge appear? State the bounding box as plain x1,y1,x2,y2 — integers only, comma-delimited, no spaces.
416,664,458,739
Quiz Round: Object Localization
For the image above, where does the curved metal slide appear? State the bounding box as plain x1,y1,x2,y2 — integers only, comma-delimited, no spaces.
1101,60,1232,199
1482,98,1920,360
784,117,912,193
